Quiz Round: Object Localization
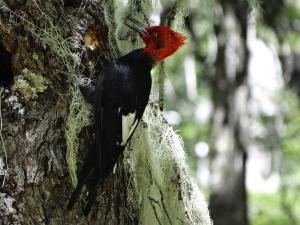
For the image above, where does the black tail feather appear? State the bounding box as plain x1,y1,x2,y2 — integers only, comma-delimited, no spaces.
67,167,95,210
67,143,97,211
83,174,103,216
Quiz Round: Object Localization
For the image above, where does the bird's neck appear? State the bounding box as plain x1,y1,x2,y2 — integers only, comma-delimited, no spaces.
142,46,175,62
119,48,155,68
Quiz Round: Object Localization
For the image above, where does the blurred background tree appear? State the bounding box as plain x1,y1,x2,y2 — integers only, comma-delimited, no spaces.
163,0,300,225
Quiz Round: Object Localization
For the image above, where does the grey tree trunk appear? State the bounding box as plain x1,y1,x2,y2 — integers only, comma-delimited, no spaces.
209,1,249,225
0,1,136,224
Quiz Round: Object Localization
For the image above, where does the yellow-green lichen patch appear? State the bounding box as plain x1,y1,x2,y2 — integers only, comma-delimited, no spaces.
14,68,48,101
32,53,39,61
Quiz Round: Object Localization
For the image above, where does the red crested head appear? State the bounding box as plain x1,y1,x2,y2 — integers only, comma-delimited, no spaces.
125,18,186,61
140,26,186,61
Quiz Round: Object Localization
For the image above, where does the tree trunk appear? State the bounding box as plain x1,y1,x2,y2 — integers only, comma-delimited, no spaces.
0,1,136,224
209,1,249,225
0,1,211,224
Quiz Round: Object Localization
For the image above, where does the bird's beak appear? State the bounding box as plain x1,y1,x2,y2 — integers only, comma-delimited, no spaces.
124,17,148,35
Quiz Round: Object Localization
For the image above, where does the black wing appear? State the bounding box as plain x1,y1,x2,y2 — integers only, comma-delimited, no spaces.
68,57,151,215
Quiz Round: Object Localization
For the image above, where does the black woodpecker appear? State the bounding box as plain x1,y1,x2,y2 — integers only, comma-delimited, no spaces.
67,17,186,215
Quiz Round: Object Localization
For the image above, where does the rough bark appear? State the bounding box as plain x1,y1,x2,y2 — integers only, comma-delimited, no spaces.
208,1,249,225
0,1,137,224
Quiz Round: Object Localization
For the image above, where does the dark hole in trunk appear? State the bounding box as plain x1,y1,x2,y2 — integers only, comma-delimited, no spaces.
64,0,82,8
0,43,14,87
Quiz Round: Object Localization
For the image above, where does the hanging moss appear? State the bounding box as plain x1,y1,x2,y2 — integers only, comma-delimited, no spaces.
247,0,263,20
66,87,92,186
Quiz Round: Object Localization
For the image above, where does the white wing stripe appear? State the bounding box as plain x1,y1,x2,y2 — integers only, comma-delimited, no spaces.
121,113,138,146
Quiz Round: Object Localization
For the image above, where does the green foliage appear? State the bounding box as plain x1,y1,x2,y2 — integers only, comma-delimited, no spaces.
281,90,300,170
250,91,300,225
282,4,300,21
249,193,293,225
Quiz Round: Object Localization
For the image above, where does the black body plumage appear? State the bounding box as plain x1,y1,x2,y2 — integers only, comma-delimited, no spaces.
67,48,154,215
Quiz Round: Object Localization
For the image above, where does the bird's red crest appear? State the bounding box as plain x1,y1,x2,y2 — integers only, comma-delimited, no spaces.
140,26,186,61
